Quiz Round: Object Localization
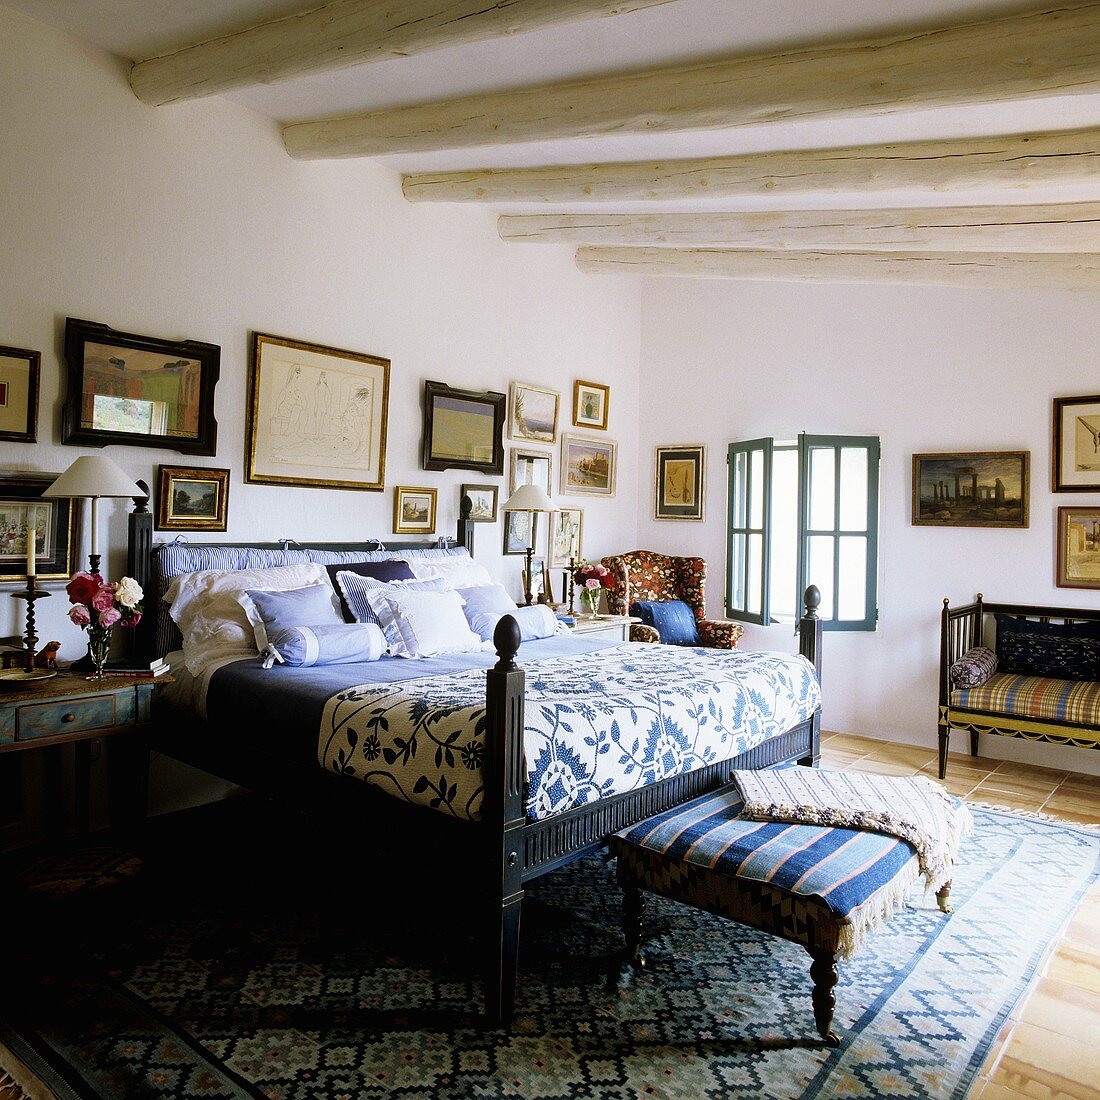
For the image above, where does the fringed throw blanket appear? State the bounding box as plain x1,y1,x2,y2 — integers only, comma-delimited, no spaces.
732,768,973,893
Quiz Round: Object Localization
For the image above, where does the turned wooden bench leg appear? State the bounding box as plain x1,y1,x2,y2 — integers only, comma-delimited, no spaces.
938,722,951,779
808,946,841,1047
623,881,645,968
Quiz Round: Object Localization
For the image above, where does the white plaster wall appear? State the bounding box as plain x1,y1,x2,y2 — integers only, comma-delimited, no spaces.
637,276,1100,776
0,9,640,818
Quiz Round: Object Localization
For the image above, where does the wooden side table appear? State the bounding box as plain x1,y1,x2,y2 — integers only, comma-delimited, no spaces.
565,615,640,642
0,672,160,836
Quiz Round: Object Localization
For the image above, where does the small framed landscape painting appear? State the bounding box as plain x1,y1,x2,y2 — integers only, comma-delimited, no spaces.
1053,395,1100,492
510,448,553,496
422,381,505,475
0,474,78,582
561,434,617,496
503,509,533,555
549,508,583,568
655,445,705,521
573,380,609,431
0,344,40,443
393,486,437,535
461,484,498,522
156,465,230,532
509,382,559,444
1057,507,1100,589
911,451,1030,528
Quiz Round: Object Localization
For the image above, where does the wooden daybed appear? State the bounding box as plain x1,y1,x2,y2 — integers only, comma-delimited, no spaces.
124,496,823,1026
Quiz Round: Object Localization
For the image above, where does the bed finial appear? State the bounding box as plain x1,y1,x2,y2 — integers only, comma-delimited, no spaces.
803,585,821,619
943,597,951,609
494,615,521,671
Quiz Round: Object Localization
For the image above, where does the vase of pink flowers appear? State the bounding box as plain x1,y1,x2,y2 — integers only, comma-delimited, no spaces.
66,571,144,680
572,559,613,617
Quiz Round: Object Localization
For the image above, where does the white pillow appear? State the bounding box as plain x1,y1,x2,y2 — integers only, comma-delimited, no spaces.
466,603,560,643
408,555,494,589
369,588,485,658
164,562,329,673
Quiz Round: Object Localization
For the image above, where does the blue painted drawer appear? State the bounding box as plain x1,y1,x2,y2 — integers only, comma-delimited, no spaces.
15,692,129,742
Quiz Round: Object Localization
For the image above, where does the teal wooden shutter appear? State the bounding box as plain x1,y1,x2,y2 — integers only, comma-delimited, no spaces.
726,438,773,624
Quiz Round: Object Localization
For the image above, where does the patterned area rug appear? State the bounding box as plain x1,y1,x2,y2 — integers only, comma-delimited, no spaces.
3,804,1098,1100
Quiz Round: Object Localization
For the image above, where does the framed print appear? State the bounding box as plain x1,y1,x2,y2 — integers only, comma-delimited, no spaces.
911,451,1030,528
0,474,78,583
461,484,498,522
0,344,40,443
573,379,609,431
62,318,220,455
550,508,583,569
394,486,437,535
423,380,505,475
510,448,552,496
1053,395,1100,491
503,510,533,555
1058,507,1100,589
655,445,706,521
248,333,389,491
155,465,230,532
523,558,547,600
561,434,617,497
509,382,559,444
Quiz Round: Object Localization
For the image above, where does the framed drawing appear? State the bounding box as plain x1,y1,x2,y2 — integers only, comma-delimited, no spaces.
0,474,78,583
509,382,559,444
423,381,505,475
503,509,533,555
248,333,389,492
155,465,230,532
549,508,583,568
561,434,617,497
1057,507,1100,589
0,344,40,443
523,558,548,600
655,445,706,521
510,448,552,496
461,484,498,522
62,318,219,455
911,451,1030,528
1053,395,1100,492
573,380,609,431
394,486,437,535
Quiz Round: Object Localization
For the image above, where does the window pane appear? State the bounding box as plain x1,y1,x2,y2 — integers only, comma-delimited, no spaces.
728,533,746,611
808,535,834,619
839,447,868,532
747,533,763,616
770,449,798,621
749,450,764,529
809,447,835,531
838,537,867,622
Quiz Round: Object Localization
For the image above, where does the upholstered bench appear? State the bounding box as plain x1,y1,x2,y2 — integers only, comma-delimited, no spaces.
609,785,950,1046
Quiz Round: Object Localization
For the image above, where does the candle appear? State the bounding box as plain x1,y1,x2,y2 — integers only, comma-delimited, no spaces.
26,513,35,578
90,496,99,560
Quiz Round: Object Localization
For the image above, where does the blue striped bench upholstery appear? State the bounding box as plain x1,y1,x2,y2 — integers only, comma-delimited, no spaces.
609,785,936,1047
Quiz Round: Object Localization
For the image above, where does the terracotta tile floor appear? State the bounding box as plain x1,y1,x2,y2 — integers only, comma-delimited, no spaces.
821,731,1100,1099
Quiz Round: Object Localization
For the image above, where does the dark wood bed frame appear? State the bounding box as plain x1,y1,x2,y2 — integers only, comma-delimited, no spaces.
125,494,823,1026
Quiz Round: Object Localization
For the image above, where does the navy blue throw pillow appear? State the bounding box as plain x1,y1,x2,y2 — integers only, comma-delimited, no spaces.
326,560,414,622
631,599,700,646
994,613,1100,681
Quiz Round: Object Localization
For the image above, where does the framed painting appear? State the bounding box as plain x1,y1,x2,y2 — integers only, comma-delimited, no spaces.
62,318,220,455
911,451,1030,528
0,474,78,583
1057,507,1100,589
561,434,617,497
461,484,498,523
0,344,40,443
503,509,534,555
573,380,609,431
549,508,583,569
1053,395,1100,492
156,465,230,532
394,486,437,535
523,558,548,600
423,381,505,475
509,382,559,444
510,448,553,496
655,445,706,521
248,333,389,491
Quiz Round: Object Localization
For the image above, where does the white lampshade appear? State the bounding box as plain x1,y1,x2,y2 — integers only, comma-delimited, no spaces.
43,455,143,500
503,483,554,512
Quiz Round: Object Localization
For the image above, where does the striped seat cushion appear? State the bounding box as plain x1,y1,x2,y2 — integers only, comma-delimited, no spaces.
952,672,1100,726
612,786,917,924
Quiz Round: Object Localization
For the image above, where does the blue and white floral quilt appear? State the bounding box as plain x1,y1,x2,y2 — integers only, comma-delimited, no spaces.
318,644,820,822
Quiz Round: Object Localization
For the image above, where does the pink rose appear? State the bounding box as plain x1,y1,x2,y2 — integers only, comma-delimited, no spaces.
585,578,600,590
98,607,121,628
66,571,102,605
91,587,115,612
69,604,91,626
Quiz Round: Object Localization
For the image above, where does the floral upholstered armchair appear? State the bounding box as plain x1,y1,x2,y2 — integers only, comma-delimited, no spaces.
601,550,744,648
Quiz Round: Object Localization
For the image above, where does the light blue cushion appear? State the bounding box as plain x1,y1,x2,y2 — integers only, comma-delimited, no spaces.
466,604,559,643
266,623,386,666
239,584,342,651
457,583,518,619
630,599,700,646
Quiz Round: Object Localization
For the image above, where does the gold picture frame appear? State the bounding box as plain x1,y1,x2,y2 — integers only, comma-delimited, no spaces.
1058,507,1100,589
561,434,617,497
573,379,609,431
155,465,230,532
393,486,437,535
911,451,1030,528
655,445,705,521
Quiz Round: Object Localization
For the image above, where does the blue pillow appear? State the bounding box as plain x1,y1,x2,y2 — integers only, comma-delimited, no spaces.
326,560,415,621
265,623,386,667
238,584,342,651
466,604,558,643
995,614,1100,681
457,584,518,618
630,599,700,646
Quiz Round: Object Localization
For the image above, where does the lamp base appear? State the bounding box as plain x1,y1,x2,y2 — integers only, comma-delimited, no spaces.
524,545,535,606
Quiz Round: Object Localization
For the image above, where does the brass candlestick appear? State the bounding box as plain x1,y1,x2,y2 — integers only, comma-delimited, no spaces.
12,575,51,673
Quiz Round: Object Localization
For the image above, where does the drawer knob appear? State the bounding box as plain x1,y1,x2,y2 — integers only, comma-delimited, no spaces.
61,712,76,723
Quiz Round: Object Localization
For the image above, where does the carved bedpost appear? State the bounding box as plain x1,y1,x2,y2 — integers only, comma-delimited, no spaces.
483,614,525,1026
126,482,154,662
798,585,823,767
457,495,476,556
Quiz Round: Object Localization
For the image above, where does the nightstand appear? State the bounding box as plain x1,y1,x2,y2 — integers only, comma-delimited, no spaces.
0,672,160,835
565,615,640,642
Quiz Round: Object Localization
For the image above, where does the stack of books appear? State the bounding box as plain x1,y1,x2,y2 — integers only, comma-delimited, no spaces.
100,656,171,678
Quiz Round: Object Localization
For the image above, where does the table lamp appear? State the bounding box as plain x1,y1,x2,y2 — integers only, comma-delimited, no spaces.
502,483,554,605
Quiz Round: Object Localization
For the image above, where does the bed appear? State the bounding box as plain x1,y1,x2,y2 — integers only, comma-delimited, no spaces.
124,496,824,1025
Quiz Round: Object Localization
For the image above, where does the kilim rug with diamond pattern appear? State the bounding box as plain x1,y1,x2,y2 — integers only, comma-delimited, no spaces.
2,803,1097,1100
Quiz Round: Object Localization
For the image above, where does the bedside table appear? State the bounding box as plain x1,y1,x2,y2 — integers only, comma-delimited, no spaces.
0,672,161,835
565,615,640,642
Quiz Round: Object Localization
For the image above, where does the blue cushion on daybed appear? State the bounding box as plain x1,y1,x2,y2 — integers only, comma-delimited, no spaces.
995,614,1100,682
630,599,700,646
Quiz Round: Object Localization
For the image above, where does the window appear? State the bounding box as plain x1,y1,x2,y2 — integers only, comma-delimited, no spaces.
726,434,880,631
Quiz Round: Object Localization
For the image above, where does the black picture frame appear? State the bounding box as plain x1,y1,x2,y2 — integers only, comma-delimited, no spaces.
0,344,40,443
422,380,505,475
0,473,78,583
155,465,230,532
62,317,220,455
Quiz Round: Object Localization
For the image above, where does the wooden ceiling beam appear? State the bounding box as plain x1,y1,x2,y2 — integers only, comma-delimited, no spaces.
283,4,1100,158
402,127,1100,204
574,247,1100,290
130,0,674,107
